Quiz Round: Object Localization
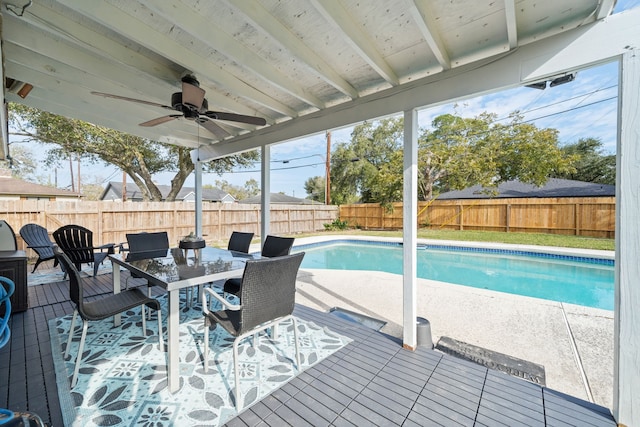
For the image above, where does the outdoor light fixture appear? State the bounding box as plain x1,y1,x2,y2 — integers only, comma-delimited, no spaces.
549,73,576,87
525,73,576,90
525,81,547,90
17,83,33,99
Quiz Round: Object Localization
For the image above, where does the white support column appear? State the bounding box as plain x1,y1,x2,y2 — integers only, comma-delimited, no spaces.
194,156,203,238
261,145,271,246
614,49,640,427
402,108,418,350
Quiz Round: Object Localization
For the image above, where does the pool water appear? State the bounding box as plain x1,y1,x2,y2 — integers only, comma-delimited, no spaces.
296,242,614,310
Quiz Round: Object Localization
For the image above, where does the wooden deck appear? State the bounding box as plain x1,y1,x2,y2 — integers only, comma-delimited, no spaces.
0,272,617,426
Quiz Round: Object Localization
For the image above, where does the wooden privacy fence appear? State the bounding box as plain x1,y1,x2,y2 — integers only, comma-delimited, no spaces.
339,197,615,238
0,200,338,258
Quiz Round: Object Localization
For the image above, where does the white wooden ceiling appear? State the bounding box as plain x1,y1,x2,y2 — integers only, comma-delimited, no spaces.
0,0,618,160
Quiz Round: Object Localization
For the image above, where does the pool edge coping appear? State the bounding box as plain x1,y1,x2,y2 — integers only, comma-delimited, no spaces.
284,235,615,263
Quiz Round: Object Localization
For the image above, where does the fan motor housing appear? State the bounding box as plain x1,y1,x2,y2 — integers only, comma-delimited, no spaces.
172,92,208,117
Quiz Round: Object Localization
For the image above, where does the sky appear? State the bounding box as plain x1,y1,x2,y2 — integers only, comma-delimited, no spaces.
14,0,639,198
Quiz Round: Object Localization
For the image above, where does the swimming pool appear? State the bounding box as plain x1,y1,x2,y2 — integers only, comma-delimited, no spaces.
294,241,614,310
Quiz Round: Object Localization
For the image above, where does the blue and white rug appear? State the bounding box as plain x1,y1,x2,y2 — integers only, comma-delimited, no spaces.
49,294,351,426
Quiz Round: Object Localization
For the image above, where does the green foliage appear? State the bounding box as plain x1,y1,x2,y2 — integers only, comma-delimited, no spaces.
5,144,38,181
420,112,575,199
213,178,260,200
304,176,325,202
8,103,258,201
330,112,577,204
331,118,404,205
553,138,615,185
323,218,349,230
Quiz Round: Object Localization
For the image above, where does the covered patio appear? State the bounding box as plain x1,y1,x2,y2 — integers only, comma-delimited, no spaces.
0,265,618,426
1,1,639,425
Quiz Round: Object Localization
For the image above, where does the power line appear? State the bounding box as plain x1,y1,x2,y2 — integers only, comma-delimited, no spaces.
218,161,325,174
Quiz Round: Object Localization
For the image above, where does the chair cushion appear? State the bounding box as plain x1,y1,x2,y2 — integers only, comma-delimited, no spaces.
206,309,241,335
82,288,160,321
223,277,242,295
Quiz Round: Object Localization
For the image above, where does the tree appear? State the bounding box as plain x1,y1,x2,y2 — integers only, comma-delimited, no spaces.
5,144,38,181
331,118,404,205
553,138,615,185
8,103,259,201
213,178,260,200
304,176,325,202
420,112,576,199
330,113,577,204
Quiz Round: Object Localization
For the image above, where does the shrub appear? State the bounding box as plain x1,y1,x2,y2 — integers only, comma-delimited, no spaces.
324,218,349,230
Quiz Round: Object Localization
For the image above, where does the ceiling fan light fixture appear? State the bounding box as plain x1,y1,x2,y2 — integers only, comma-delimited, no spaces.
181,76,205,109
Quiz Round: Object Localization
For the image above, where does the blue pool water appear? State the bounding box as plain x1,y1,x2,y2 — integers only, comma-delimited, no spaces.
295,241,614,310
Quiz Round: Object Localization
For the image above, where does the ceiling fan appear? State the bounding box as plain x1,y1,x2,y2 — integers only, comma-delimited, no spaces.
91,75,266,139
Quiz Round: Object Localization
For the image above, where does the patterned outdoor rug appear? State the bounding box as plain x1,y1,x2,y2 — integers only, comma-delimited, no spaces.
49,294,351,426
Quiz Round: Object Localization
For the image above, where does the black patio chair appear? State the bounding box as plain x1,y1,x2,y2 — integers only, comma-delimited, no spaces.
261,235,295,257
125,231,170,317
53,224,115,277
125,231,170,255
54,246,164,388
223,235,295,297
201,252,305,411
227,231,254,253
19,223,59,273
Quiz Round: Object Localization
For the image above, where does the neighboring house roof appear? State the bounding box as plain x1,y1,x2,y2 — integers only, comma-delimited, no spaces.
100,181,234,202
0,171,79,199
436,178,615,200
239,193,316,204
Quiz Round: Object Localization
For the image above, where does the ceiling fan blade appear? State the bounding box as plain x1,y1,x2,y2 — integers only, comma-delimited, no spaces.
91,91,174,110
139,115,181,127
197,117,231,139
203,111,266,126
182,81,205,109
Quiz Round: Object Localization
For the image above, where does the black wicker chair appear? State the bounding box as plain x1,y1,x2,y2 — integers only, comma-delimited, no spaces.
202,252,305,411
125,232,170,317
54,246,164,388
223,235,295,297
125,231,169,290
227,231,254,253
261,235,295,257
53,224,115,277
19,223,58,273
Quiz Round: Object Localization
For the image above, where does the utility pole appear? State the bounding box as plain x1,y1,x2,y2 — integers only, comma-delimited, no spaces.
69,156,74,192
122,170,127,202
325,131,331,205
77,156,81,196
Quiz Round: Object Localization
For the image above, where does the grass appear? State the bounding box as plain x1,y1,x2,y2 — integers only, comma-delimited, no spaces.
297,229,615,251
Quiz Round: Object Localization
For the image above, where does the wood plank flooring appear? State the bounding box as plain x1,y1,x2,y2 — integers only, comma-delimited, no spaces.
0,273,618,426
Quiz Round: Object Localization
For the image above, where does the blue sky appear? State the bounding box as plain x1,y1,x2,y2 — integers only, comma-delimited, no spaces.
19,0,639,197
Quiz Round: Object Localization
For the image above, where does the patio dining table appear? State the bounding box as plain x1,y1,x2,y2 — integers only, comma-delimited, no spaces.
109,246,257,393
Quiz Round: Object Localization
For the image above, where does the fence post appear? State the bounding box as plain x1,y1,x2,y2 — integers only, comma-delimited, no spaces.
506,204,511,232
172,203,178,241
218,203,222,241
458,204,463,230
575,203,581,236
97,202,104,244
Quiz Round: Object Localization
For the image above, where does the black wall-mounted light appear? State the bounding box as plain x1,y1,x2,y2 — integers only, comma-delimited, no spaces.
525,81,547,90
549,73,576,87
525,73,577,90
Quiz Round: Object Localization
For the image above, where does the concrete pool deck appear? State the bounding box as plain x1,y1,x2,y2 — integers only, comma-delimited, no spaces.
283,235,615,410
